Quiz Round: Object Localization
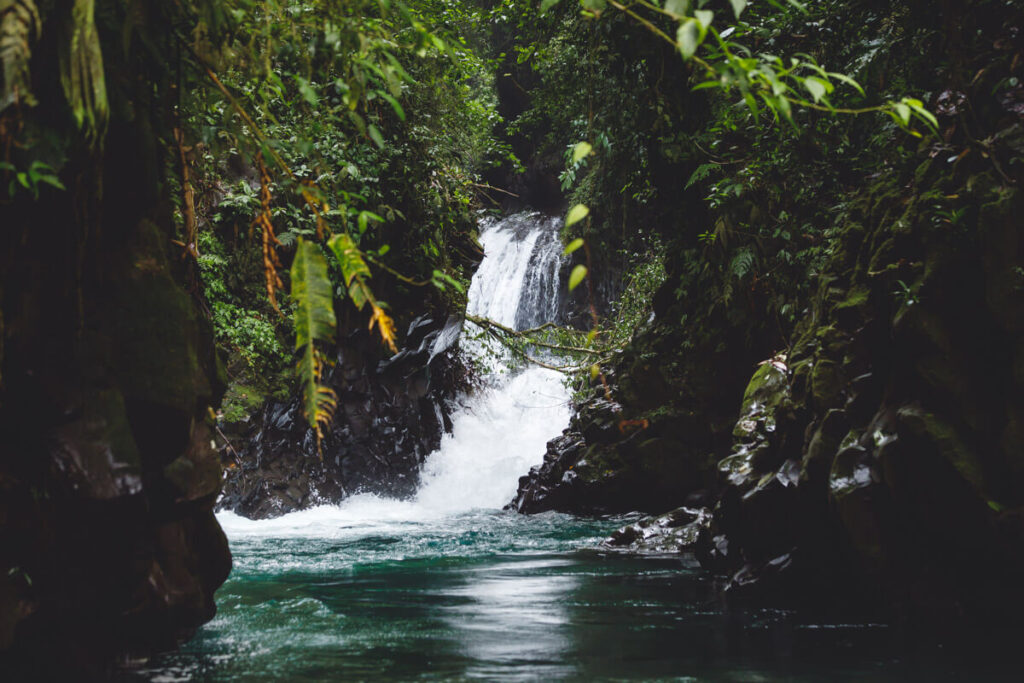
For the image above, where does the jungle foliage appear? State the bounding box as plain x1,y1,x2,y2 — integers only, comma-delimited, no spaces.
2,0,513,435
4,0,1018,434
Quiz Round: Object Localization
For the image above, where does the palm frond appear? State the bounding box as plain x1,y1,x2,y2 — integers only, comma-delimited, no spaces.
291,238,338,451
0,0,41,110
58,0,108,147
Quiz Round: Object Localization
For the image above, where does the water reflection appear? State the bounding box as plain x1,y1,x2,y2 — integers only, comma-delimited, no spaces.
443,559,577,680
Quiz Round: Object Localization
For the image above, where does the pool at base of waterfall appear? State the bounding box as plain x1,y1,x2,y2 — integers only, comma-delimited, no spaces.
138,214,1020,682
135,506,1020,682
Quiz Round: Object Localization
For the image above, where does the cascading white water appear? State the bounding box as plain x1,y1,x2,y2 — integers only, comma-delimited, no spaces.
219,211,570,535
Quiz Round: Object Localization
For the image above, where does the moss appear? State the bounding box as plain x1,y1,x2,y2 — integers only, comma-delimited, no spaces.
112,220,209,413
867,236,899,275
897,404,989,501
220,383,267,424
810,359,845,410
835,285,870,312
739,363,789,419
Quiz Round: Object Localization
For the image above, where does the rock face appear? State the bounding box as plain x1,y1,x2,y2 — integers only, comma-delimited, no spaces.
509,397,718,515
0,215,230,671
524,148,1024,623
218,315,468,519
512,0,1024,624
0,12,232,667
699,168,1024,620
602,507,710,557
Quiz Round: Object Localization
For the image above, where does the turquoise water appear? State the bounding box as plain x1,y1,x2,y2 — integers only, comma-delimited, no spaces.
137,215,1018,681
136,505,1018,682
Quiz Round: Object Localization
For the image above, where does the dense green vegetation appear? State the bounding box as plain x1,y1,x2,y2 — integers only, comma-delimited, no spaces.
2,0,1024,668
0,0,953,428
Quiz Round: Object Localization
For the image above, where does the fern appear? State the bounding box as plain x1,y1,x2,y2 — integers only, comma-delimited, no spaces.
685,162,717,190
291,239,338,450
729,247,756,281
0,0,41,110
58,0,108,146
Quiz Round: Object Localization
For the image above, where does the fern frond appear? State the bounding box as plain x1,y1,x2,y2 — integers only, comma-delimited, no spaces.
0,0,41,110
292,239,337,450
58,0,108,147
729,247,757,280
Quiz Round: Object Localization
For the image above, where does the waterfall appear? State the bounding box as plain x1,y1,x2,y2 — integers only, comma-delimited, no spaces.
467,212,565,330
403,211,570,513
220,211,570,533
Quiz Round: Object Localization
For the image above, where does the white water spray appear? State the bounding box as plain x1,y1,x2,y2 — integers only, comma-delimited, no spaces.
219,212,570,536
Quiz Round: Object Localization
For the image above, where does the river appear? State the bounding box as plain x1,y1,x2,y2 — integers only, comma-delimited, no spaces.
138,213,1017,681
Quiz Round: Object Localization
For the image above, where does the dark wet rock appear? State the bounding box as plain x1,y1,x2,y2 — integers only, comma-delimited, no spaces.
510,13,1024,623
1,204,230,671
602,507,710,556
508,395,714,514
694,166,1024,620
218,316,470,520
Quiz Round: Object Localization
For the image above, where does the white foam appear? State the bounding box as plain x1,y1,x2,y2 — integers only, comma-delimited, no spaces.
221,213,570,538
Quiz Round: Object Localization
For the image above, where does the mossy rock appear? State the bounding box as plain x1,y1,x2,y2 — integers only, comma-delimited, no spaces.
738,362,790,420
221,383,267,424
50,388,143,500
632,437,695,482
111,220,210,414
801,409,850,485
810,359,845,410
897,404,989,502
834,284,870,313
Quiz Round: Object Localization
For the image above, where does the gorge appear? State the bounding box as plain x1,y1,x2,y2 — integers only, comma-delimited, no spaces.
2,0,1024,680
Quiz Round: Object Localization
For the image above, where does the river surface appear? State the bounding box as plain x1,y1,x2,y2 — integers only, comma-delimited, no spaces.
139,213,1017,681
137,506,1019,682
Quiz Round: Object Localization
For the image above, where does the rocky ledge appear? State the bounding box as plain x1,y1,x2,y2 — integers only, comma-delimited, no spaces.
218,315,468,519
1,219,231,675
602,507,710,557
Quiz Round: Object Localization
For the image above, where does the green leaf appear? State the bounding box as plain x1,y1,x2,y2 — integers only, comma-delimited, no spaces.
694,9,714,28
540,0,562,12
803,76,830,103
568,264,588,292
663,0,689,17
565,204,589,227
677,19,701,60
328,233,372,286
36,175,65,191
572,141,593,164
295,77,318,106
828,72,866,97
728,0,747,18
433,269,466,293
0,0,41,109
356,210,382,235
292,240,337,350
894,102,912,126
378,91,406,120
368,124,385,149
581,0,607,12
685,163,716,190
564,238,585,255
907,99,938,131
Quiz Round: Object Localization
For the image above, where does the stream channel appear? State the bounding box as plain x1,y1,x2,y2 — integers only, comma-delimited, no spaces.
140,214,1017,682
